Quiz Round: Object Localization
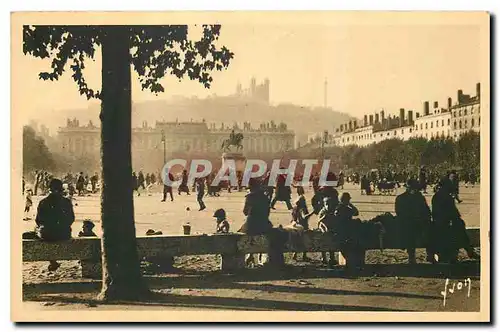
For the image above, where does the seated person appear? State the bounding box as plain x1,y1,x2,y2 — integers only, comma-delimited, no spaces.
35,178,75,271
291,195,314,261
213,208,230,234
78,219,97,237
317,197,338,267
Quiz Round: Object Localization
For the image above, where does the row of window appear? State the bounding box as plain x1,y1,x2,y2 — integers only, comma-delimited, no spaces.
415,118,450,131
454,105,479,117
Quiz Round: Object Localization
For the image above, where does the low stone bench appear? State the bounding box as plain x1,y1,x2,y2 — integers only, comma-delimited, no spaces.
22,228,481,279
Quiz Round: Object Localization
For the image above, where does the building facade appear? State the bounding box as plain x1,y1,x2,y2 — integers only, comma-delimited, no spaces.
57,119,295,160
323,83,481,148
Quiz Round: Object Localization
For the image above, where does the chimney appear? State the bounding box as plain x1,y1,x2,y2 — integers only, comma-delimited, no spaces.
424,101,430,116
399,108,405,127
353,120,357,129
364,115,368,127
340,124,344,132
381,110,385,122
408,110,414,124
433,101,438,109
457,89,463,103
375,113,380,124
416,112,420,118
369,115,374,125
447,97,452,108
348,121,353,131
476,83,481,98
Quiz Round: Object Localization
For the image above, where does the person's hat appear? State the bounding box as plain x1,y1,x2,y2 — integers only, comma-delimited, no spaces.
82,219,95,229
213,208,226,219
49,179,64,192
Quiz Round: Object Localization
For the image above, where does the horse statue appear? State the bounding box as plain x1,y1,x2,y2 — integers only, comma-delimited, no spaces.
221,130,244,152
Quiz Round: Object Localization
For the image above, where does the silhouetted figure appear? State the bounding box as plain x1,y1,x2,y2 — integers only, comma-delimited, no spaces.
213,208,230,234
162,172,174,202
419,166,427,194
76,172,85,196
431,178,479,263
35,179,75,271
90,172,99,193
132,172,140,196
270,173,293,210
395,179,432,264
239,179,273,266
196,178,206,211
138,171,146,190
178,170,190,195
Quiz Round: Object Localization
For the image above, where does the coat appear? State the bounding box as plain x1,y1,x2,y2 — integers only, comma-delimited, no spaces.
35,193,75,241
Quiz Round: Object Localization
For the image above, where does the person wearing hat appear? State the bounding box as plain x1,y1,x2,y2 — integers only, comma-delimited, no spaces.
431,177,479,263
395,179,432,264
35,178,75,271
78,220,97,237
213,208,230,234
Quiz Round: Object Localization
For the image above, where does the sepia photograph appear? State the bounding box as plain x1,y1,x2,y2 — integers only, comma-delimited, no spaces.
10,11,490,322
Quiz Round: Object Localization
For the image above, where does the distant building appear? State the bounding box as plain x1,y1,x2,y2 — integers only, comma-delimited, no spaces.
56,119,295,168
450,83,481,138
324,83,481,148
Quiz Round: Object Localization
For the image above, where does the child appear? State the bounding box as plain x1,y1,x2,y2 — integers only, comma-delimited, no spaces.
291,194,313,261
23,189,33,221
78,220,97,237
213,208,230,234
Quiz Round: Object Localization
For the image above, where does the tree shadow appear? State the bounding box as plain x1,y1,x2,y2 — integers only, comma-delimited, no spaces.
24,292,411,311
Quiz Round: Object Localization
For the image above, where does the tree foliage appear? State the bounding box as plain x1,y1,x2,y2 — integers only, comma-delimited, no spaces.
23,25,234,99
322,131,480,174
23,126,55,174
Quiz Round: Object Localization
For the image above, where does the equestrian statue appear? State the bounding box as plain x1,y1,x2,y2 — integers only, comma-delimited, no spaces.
221,130,244,152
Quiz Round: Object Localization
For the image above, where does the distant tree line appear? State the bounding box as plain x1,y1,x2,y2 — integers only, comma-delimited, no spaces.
320,131,480,176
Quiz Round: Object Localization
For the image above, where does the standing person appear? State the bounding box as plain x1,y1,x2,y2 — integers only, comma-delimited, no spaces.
35,179,75,271
263,171,273,203
178,170,190,195
138,171,146,190
333,192,364,269
196,177,206,211
76,172,85,196
90,172,99,193
395,179,432,264
239,179,274,266
33,170,40,196
132,172,140,196
469,170,477,187
431,178,479,263
23,189,33,221
161,172,175,202
145,173,151,187
291,189,313,261
419,166,428,194
338,171,345,190
448,170,462,203
150,172,156,186
270,172,293,210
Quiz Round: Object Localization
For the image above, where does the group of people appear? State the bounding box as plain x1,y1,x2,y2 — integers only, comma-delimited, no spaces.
24,162,479,272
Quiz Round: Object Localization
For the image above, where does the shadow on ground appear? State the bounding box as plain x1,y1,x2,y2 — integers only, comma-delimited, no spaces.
23,261,479,311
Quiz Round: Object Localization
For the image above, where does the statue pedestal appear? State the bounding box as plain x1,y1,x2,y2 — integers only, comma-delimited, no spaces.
222,152,247,173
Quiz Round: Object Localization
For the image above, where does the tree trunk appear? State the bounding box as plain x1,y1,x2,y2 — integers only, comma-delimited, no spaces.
98,26,148,301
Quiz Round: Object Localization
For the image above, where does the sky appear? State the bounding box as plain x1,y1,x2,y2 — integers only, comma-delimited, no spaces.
16,20,483,124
